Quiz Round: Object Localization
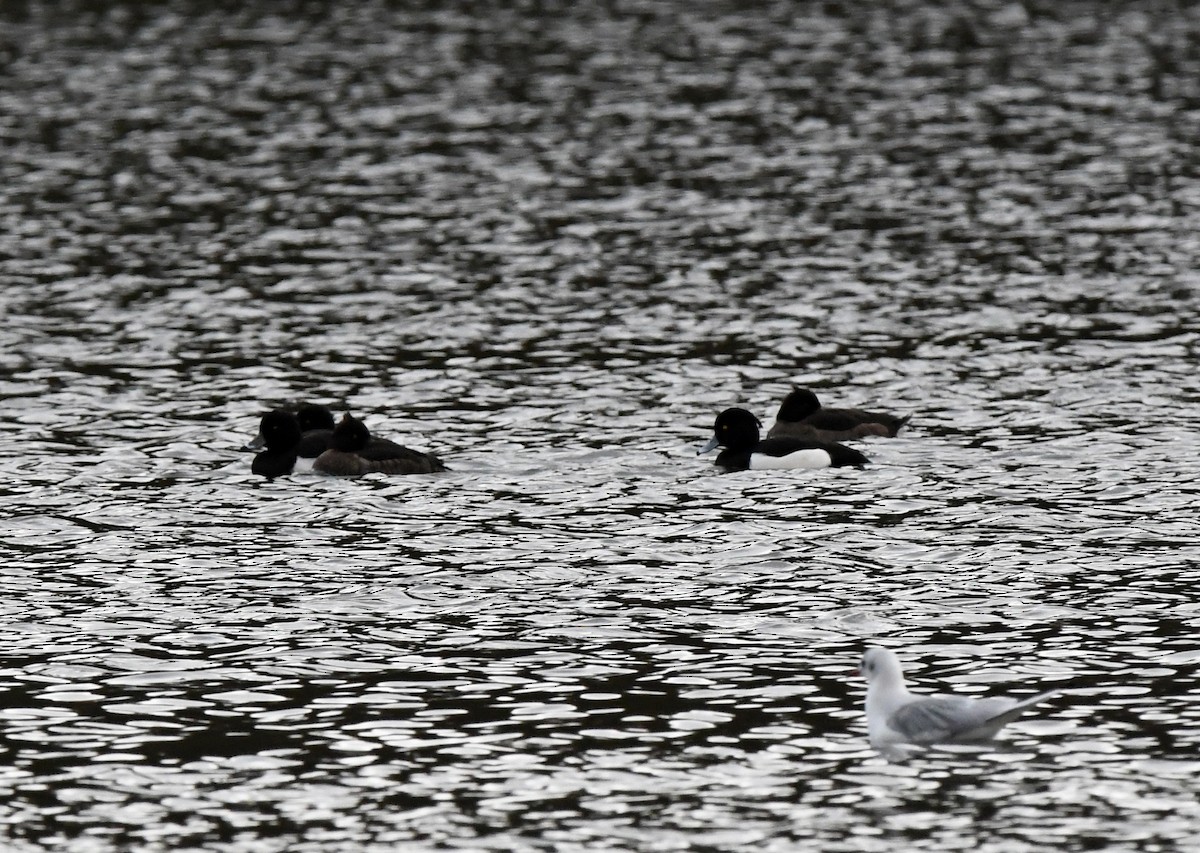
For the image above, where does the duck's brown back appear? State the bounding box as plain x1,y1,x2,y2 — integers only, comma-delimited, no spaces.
313,450,369,477
364,452,445,475
314,448,445,477
767,420,888,442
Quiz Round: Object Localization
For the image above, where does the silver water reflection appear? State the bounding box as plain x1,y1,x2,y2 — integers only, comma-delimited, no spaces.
3,1,1200,850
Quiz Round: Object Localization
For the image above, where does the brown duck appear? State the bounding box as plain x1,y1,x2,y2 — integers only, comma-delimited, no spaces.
767,388,910,441
313,413,446,477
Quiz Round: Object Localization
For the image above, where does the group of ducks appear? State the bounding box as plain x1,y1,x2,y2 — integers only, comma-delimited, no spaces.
245,387,910,479
700,387,909,471
245,405,446,478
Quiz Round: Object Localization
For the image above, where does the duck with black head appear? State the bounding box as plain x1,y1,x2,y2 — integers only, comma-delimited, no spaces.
700,407,869,471
244,403,332,460
313,413,446,477
767,388,910,440
293,403,338,457
247,410,304,478
246,403,440,462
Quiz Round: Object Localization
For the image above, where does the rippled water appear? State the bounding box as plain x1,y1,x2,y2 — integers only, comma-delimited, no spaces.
3,1,1200,850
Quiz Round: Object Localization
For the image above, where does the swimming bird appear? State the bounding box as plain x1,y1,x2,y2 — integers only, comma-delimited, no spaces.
243,404,331,458
246,403,432,462
859,647,1059,752
699,407,868,471
293,403,340,457
313,413,445,476
248,410,304,478
767,388,909,440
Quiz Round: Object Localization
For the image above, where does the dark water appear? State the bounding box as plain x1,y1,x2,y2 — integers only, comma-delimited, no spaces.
3,1,1200,850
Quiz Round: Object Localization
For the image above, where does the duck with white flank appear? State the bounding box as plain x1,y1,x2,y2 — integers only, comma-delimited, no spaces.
700,407,868,471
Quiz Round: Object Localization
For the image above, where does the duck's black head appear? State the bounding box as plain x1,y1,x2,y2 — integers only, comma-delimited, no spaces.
711,407,763,451
775,388,822,422
297,404,336,432
251,410,303,478
258,410,302,450
331,413,371,452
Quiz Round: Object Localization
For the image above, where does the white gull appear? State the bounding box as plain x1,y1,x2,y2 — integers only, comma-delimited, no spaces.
860,646,1060,752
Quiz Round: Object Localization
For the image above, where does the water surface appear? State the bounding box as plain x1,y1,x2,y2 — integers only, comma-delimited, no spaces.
2,2,1200,850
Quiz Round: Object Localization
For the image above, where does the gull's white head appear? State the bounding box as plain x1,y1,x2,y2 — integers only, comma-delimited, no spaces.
860,647,914,748
860,647,906,689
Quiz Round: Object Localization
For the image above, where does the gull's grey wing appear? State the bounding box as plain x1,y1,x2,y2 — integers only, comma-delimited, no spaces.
889,690,1060,744
887,696,1017,744
964,690,1060,736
